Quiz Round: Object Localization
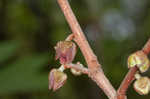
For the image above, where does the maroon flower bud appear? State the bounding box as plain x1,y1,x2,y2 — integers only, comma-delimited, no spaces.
55,41,76,64
49,69,67,91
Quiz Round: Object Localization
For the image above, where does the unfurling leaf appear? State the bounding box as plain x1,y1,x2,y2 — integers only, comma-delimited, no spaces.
49,69,67,91
55,41,76,64
133,77,150,95
128,51,150,72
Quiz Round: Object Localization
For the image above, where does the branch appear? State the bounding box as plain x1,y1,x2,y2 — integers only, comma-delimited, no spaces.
142,39,150,54
117,66,138,99
64,63,89,74
57,0,117,99
117,39,150,99
66,34,74,41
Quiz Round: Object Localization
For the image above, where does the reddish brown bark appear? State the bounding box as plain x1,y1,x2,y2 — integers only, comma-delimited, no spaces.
117,67,138,99
57,0,116,98
56,0,150,99
142,39,150,55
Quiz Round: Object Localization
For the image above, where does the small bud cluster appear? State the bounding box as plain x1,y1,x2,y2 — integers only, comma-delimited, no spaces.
128,50,150,95
128,51,149,73
49,38,85,91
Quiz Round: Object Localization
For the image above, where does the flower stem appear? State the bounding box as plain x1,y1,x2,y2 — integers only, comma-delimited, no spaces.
117,66,138,99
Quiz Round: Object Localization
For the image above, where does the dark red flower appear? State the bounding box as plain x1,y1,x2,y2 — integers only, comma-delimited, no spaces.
55,41,76,64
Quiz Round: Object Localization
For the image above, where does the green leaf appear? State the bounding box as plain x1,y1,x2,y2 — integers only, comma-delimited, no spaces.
0,41,19,63
0,54,50,95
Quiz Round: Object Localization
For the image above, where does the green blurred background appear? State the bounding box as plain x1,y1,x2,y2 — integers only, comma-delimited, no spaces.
0,0,150,99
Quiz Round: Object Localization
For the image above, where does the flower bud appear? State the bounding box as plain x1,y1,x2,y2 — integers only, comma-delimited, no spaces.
133,77,150,95
70,63,83,76
71,68,82,76
128,51,150,72
134,72,141,80
49,69,67,91
55,41,76,64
